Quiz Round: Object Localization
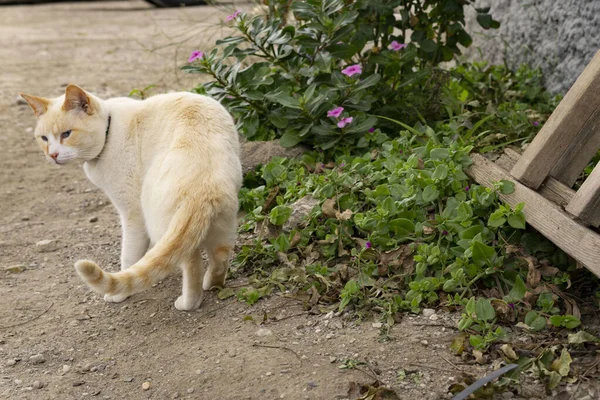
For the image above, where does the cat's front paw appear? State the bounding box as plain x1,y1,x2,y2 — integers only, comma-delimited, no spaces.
104,293,129,303
174,295,203,311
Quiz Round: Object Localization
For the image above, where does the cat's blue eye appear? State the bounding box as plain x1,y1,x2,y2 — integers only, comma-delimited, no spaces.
61,130,71,139
41,136,48,142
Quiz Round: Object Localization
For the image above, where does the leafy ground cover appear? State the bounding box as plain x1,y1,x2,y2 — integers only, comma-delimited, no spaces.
183,0,600,396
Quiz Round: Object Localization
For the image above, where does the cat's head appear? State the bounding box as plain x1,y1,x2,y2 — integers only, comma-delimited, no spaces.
21,85,109,165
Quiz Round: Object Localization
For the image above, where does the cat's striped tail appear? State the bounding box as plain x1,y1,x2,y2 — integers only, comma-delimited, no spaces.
74,199,215,300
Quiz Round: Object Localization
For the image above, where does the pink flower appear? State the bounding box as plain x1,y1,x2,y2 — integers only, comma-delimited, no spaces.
389,41,407,51
368,127,375,133
341,64,362,77
188,50,204,63
327,106,344,118
365,241,372,249
226,10,241,21
532,121,539,126
337,117,353,128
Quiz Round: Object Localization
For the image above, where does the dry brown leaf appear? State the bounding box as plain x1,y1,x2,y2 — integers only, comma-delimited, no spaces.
290,231,302,248
322,198,337,218
500,344,518,361
473,350,487,364
417,158,425,170
423,226,435,235
336,209,353,221
262,186,280,214
539,266,560,277
525,256,541,288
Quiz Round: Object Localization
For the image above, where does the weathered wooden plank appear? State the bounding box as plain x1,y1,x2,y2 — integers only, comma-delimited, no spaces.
566,163,600,227
550,105,600,187
510,50,600,189
497,148,575,208
467,153,600,277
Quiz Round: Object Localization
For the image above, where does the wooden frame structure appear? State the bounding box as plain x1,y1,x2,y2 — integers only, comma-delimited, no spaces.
466,50,600,277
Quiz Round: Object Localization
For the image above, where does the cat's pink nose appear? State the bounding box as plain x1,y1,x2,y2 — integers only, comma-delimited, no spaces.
50,152,59,160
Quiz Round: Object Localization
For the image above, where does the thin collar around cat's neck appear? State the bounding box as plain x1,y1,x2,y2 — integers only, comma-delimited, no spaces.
94,115,111,160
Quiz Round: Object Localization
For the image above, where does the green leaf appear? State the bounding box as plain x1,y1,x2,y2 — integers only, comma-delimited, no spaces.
475,298,496,322
217,287,235,299
498,180,515,194
269,205,292,225
430,148,450,159
268,113,289,129
419,39,438,53
326,43,360,59
471,241,496,267
504,275,526,303
422,185,439,202
432,164,449,180
507,211,526,229
568,330,600,344
354,74,381,91
279,129,303,148
524,311,546,331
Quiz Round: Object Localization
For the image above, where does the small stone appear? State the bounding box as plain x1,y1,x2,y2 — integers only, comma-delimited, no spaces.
89,217,98,223
422,308,436,317
6,359,17,366
142,382,151,390
256,328,273,337
325,333,334,339
35,239,57,253
29,354,46,364
429,314,439,321
62,365,71,374
14,379,22,385
421,340,429,346
72,381,85,387
4,265,26,274
187,388,195,394
96,364,106,372
372,322,383,329
266,372,272,376
32,381,43,389
124,377,133,382
171,393,180,399
329,356,337,363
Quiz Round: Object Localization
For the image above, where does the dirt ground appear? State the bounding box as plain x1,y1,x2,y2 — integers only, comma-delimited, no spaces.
0,1,566,399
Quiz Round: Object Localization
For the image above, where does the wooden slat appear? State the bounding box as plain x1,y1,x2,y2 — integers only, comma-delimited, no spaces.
497,148,575,208
566,163,600,227
550,105,600,187
467,153,600,277
510,50,600,189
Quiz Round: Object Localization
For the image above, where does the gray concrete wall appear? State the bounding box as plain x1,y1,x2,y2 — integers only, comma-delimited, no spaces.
465,0,600,94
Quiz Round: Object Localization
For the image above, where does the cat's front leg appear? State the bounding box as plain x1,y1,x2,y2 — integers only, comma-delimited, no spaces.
120,215,149,270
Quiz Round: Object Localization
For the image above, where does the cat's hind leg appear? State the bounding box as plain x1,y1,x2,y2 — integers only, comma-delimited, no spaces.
174,247,205,311
203,215,237,291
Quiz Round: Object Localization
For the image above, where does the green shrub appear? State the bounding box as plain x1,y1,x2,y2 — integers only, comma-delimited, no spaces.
183,0,499,149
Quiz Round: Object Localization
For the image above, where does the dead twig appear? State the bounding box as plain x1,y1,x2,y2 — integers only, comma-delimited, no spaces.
441,355,464,371
0,302,54,330
251,343,302,367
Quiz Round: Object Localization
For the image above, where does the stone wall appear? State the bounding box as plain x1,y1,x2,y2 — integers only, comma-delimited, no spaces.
465,0,600,94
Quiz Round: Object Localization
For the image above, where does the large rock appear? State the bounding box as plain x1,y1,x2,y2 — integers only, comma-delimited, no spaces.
283,195,320,233
465,1,600,94
240,139,309,173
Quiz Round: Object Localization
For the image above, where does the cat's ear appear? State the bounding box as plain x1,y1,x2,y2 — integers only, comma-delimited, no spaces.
20,93,50,117
63,84,93,114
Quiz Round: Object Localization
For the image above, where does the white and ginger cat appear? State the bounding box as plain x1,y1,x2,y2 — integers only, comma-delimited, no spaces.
21,85,242,311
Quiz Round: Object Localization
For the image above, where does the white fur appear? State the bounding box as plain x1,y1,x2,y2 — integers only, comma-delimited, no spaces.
23,87,242,311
